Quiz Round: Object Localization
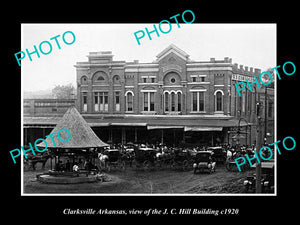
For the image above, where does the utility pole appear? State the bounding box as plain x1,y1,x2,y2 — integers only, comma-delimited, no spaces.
256,102,262,193
264,86,268,145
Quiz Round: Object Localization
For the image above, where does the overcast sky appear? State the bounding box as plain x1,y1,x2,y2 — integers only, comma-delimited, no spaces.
21,23,276,92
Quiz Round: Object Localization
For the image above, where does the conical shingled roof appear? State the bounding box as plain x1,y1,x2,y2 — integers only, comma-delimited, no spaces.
38,107,108,149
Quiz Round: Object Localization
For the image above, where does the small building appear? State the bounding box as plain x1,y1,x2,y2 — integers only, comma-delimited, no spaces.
37,107,108,169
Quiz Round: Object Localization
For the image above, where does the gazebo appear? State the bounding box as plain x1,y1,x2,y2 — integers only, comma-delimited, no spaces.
37,106,109,171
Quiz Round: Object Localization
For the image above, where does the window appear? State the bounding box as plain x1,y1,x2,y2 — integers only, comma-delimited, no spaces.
151,77,155,83
126,92,133,112
248,92,252,113
171,92,175,111
94,92,99,112
164,91,182,113
242,92,246,114
177,92,181,112
144,92,148,111
115,91,120,111
192,77,197,82
143,92,155,112
95,92,108,112
82,92,87,112
150,92,155,111
104,92,108,111
200,77,205,82
81,76,88,84
170,78,176,83
215,91,223,111
268,101,273,118
97,76,105,81
143,78,147,83
164,92,169,112
199,92,204,111
192,92,197,111
192,92,205,112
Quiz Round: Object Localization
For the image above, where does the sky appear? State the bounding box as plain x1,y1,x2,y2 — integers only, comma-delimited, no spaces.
21,23,276,92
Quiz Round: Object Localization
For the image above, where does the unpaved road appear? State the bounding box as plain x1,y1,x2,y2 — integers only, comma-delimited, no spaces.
24,165,253,194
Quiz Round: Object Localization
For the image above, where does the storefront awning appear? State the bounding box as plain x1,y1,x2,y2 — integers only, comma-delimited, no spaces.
147,125,184,130
111,123,147,126
89,123,110,127
184,126,223,132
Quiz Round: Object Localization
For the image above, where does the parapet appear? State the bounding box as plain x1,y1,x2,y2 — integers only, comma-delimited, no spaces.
232,62,261,76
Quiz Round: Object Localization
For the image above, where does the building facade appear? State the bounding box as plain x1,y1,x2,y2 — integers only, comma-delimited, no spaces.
24,99,76,116
73,44,274,146
22,44,275,148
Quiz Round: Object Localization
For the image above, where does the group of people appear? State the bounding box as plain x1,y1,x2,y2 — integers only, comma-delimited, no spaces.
54,158,96,175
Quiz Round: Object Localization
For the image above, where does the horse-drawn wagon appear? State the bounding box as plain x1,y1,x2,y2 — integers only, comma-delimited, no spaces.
132,146,157,171
170,148,193,171
102,149,126,171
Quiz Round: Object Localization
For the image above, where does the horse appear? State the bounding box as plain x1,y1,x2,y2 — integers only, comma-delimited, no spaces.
97,153,109,171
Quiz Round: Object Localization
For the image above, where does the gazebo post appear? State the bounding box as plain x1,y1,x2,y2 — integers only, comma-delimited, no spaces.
50,149,52,170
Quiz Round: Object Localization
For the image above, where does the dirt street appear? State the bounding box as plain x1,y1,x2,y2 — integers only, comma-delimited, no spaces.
23,165,253,194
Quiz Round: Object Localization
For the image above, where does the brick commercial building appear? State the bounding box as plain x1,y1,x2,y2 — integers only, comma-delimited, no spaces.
24,44,274,147
73,44,274,147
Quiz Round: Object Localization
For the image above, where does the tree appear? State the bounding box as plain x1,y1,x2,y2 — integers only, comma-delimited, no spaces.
52,83,75,99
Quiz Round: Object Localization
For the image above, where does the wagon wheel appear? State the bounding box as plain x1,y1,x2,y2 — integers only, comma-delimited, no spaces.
182,160,189,171
143,160,151,171
225,160,232,171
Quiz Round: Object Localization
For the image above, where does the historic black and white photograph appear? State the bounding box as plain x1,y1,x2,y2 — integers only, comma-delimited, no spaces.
21,23,276,195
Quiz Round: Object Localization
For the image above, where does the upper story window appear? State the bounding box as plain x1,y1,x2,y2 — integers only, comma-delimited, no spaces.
82,92,87,112
143,92,155,112
81,76,88,84
97,76,105,81
92,71,108,84
214,90,224,112
191,91,204,112
113,75,121,85
115,91,120,111
164,91,182,113
94,92,108,112
190,75,207,83
125,91,134,112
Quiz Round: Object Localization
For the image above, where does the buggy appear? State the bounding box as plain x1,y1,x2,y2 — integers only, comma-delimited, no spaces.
133,146,157,171
170,149,193,171
103,149,126,171
207,146,227,164
193,151,216,174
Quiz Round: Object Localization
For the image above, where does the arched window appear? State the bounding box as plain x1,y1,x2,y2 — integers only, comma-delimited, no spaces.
171,92,175,111
215,90,223,111
177,92,181,112
164,92,169,112
125,91,134,112
113,75,121,84
97,76,105,81
81,76,88,84
164,90,182,113
92,71,108,84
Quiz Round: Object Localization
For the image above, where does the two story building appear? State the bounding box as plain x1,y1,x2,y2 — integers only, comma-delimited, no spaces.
72,44,273,147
